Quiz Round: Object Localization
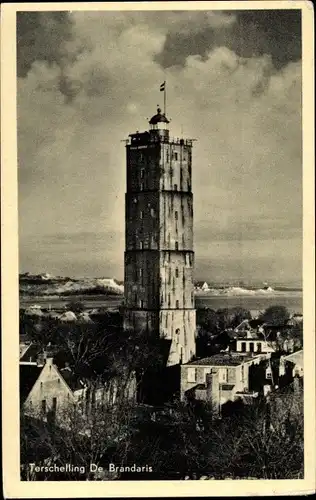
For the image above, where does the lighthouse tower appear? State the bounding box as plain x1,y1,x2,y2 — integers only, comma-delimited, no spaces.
124,106,196,366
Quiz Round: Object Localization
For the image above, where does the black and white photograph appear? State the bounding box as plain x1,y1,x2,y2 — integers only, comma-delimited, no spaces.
1,1,315,496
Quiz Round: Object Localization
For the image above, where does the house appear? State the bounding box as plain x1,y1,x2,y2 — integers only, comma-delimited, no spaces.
279,350,303,378
21,358,78,420
291,313,303,324
20,357,137,422
235,337,275,354
77,312,94,324
195,281,209,292
20,340,32,360
180,352,270,413
20,342,41,363
24,305,44,317
233,319,265,336
59,311,77,322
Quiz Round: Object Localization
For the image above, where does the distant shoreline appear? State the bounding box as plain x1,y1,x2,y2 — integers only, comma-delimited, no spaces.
19,291,303,315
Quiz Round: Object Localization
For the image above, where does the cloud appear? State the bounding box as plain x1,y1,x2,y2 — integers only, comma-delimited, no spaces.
156,9,301,69
17,10,302,283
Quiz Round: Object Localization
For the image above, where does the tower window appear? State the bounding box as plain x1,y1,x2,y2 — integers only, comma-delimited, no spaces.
150,208,155,217
176,300,179,309
140,169,144,179
140,210,143,219
166,149,169,163
175,241,179,251
175,268,179,278
175,211,178,220
140,241,143,249
174,152,178,161
174,184,178,191
140,183,144,191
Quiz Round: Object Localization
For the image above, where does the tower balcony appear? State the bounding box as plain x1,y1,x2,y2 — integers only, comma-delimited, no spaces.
127,131,194,147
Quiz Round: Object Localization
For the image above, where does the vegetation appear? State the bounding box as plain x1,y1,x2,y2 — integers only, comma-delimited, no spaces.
259,305,290,326
21,382,303,480
20,303,304,480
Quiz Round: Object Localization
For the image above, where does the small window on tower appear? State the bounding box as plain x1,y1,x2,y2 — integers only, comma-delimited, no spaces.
176,300,179,309
150,208,155,217
175,211,178,220
166,149,169,163
174,152,178,161
140,210,143,219
140,241,143,249
175,241,179,251
140,183,144,191
140,300,144,308
174,184,178,191
175,268,179,278
140,169,145,179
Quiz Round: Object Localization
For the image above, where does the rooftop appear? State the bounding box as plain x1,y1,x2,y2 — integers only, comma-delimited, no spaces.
59,367,85,392
149,107,170,125
187,353,262,367
283,350,303,366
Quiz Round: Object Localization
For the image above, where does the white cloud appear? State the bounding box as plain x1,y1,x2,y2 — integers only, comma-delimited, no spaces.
18,11,302,282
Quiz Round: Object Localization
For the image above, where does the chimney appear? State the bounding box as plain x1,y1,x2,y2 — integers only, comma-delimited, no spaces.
45,357,54,367
206,370,220,417
293,375,301,394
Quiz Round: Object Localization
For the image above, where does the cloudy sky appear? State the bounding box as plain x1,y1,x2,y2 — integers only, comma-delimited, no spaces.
17,8,302,285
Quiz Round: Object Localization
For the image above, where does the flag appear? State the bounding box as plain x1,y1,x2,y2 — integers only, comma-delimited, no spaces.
160,81,165,92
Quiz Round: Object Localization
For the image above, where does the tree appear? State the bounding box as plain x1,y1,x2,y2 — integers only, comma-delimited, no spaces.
21,397,140,480
65,300,85,314
204,384,303,479
260,305,290,326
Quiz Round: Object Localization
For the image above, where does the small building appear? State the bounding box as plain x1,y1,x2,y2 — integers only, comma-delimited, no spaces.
235,338,275,354
180,352,270,412
20,358,77,420
19,342,41,363
291,313,303,323
279,350,303,378
195,281,209,292
59,311,77,322
20,357,137,423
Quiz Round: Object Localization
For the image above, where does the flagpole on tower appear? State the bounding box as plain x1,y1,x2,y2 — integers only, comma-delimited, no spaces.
160,81,166,116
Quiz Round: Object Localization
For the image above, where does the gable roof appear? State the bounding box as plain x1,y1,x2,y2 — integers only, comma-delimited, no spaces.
283,350,303,366
59,367,86,392
20,343,42,362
